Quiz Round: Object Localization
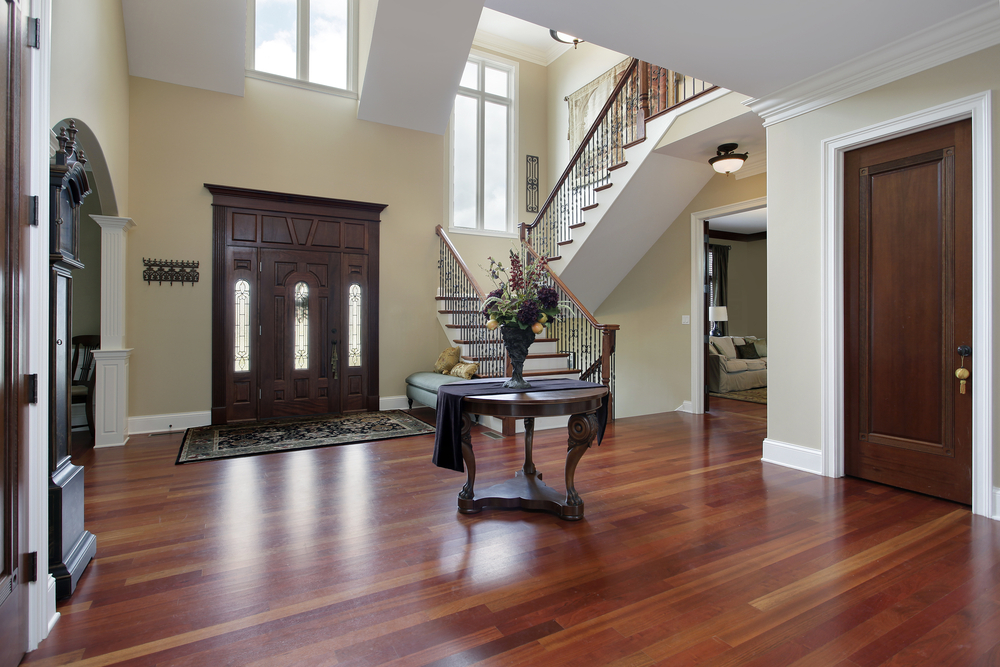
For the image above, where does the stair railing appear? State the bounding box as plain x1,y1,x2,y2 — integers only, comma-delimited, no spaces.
436,225,505,378
522,244,618,417
521,59,715,260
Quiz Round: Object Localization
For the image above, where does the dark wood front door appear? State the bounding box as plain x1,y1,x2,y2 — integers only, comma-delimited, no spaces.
844,119,972,504
209,186,385,425
259,250,340,418
0,0,29,663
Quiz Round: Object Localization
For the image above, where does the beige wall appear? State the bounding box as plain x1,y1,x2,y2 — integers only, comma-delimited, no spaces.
708,236,767,338
596,172,766,418
51,0,130,216
766,44,1000,487
125,43,551,416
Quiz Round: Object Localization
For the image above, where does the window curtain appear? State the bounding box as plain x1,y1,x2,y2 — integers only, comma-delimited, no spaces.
566,58,631,152
709,243,729,336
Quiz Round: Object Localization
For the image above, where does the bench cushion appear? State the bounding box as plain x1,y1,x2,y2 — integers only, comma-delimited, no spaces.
405,372,466,392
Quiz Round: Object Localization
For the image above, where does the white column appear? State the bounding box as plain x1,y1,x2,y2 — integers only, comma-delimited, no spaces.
91,215,135,447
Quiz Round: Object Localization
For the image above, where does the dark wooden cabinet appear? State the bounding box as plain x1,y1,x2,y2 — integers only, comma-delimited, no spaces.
48,122,96,599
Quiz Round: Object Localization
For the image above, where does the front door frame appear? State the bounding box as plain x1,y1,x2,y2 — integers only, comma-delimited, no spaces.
689,196,768,414
820,91,994,518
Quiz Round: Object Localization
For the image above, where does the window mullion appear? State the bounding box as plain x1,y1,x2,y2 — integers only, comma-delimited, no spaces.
477,74,486,230
298,0,309,81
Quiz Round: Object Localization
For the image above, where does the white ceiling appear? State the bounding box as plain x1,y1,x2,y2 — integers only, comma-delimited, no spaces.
473,8,571,66
483,0,998,98
710,208,767,235
118,0,1000,133
655,111,765,170
121,0,247,97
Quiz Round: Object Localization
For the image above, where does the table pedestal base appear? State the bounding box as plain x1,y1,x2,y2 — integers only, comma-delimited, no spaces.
457,470,584,520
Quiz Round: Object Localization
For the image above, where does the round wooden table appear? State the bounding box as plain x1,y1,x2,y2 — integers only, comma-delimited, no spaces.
457,386,608,521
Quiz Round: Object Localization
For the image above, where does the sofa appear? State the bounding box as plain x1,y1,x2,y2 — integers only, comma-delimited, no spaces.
708,335,767,393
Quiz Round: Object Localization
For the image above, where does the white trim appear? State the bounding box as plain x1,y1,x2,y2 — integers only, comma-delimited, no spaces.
29,0,55,650
993,487,1000,521
820,91,994,519
745,4,1000,127
689,196,768,413
762,438,824,475
473,30,569,67
675,400,693,413
128,410,211,435
379,395,411,410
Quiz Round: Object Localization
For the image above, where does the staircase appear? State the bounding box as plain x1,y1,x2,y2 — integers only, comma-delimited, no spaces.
435,226,612,434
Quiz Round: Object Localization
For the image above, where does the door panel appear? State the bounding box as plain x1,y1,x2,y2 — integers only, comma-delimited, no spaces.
844,120,972,504
223,247,257,422
259,249,340,418
0,0,28,663
341,255,368,413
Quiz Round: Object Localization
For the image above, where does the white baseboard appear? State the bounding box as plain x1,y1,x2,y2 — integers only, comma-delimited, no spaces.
761,438,823,475
675,401,694,413
380,395,412,410
46,575,59,633
993,487,1000,521
128,411,211,435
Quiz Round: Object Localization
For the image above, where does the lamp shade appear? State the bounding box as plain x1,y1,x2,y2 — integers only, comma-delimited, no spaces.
708,306,728,322
708,143,748,174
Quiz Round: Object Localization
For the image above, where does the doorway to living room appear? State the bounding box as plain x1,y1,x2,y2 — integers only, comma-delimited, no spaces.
689,197,766,415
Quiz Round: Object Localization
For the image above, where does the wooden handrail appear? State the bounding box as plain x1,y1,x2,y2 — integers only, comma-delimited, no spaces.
522,242,620,332
435,225,486,300
521,58,640,242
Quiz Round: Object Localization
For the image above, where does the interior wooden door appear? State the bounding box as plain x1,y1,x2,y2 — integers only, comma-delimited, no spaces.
0,0,28,663
259,249,340,418
844,119,972,504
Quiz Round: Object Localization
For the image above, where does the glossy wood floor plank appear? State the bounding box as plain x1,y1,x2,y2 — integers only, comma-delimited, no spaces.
23,402,1000,666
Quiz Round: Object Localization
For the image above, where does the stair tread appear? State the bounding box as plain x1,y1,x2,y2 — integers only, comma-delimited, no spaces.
557,239,574,246
453,340,501,345
581,203,599,211
438,309,481,314
436,295,481,301
594,183,613,192
446,324,488,329
527,353,570,359
608,161,629,172
568,222,586,229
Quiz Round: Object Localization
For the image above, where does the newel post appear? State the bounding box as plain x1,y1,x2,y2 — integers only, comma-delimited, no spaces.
601,328,617,419
636,62,650,142
90,215,135,447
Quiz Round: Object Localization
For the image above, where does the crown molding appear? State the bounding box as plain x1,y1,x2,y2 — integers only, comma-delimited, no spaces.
745,2,1000,127
734,152,766,180
472,30,569,66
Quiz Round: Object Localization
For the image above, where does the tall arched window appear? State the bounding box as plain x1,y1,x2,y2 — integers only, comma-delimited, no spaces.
348,283,361,366
294,281,309,369
234,280,251,372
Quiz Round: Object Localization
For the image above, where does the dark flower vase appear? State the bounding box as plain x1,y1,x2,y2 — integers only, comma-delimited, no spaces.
500,325,536,389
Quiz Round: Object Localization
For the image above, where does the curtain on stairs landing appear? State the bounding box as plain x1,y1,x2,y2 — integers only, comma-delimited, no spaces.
709,243,729,336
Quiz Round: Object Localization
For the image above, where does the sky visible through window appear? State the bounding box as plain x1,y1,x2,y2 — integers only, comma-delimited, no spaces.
255,0,348,90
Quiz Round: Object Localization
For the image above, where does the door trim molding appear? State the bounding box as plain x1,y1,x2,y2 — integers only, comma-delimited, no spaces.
820,91,993,517
689,197,768,414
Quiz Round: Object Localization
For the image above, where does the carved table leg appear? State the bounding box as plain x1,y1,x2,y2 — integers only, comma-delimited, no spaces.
458,412,477,504
522,417,536,475
565,412,599,507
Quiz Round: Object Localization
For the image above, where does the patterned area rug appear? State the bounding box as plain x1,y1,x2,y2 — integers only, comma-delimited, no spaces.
176,410,435,464
709,387,767,404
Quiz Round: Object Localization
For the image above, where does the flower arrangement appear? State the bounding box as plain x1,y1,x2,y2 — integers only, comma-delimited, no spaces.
482,250,563,333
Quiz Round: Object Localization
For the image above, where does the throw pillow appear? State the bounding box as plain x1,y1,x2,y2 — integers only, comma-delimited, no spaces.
434,346,461,374
736,343,759,359
449,362,479,379
753,338,767,357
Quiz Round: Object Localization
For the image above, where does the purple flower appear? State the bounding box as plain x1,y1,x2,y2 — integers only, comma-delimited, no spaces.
483,288,503,316
538,286,559,309
517,300,540,325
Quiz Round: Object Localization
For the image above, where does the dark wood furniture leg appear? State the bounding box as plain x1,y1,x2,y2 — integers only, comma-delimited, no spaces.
458,413,478,510
565,413,599,507
522,417,536,475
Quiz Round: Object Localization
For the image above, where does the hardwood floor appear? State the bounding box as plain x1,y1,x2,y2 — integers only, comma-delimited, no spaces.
23,406,1000,666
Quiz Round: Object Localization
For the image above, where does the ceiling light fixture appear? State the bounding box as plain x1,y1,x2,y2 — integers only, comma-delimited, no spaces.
709,143,749,175
549,29,585,49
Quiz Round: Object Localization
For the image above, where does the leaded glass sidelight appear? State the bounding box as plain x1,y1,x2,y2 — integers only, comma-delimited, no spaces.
234,280,251,372
294,281,309,370
348,283,361,366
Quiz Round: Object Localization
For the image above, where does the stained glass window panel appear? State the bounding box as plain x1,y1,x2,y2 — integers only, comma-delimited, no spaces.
294,282,309,370
234,280,251,372
348,283,361,367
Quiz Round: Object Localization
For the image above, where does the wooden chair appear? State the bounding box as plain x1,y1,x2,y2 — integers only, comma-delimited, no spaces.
71,335,100,437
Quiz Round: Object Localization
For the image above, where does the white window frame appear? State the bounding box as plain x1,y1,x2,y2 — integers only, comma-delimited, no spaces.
448,51,518,237
245,0,359,99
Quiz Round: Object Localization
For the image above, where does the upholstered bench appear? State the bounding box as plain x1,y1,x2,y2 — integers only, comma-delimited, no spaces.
405,372,466,410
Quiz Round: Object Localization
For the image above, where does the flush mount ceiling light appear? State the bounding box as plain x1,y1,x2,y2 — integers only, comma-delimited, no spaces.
550,29,585,48
709,143,749,175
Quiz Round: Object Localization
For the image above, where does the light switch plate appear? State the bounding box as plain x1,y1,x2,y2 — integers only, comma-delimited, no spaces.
681,315,690,325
